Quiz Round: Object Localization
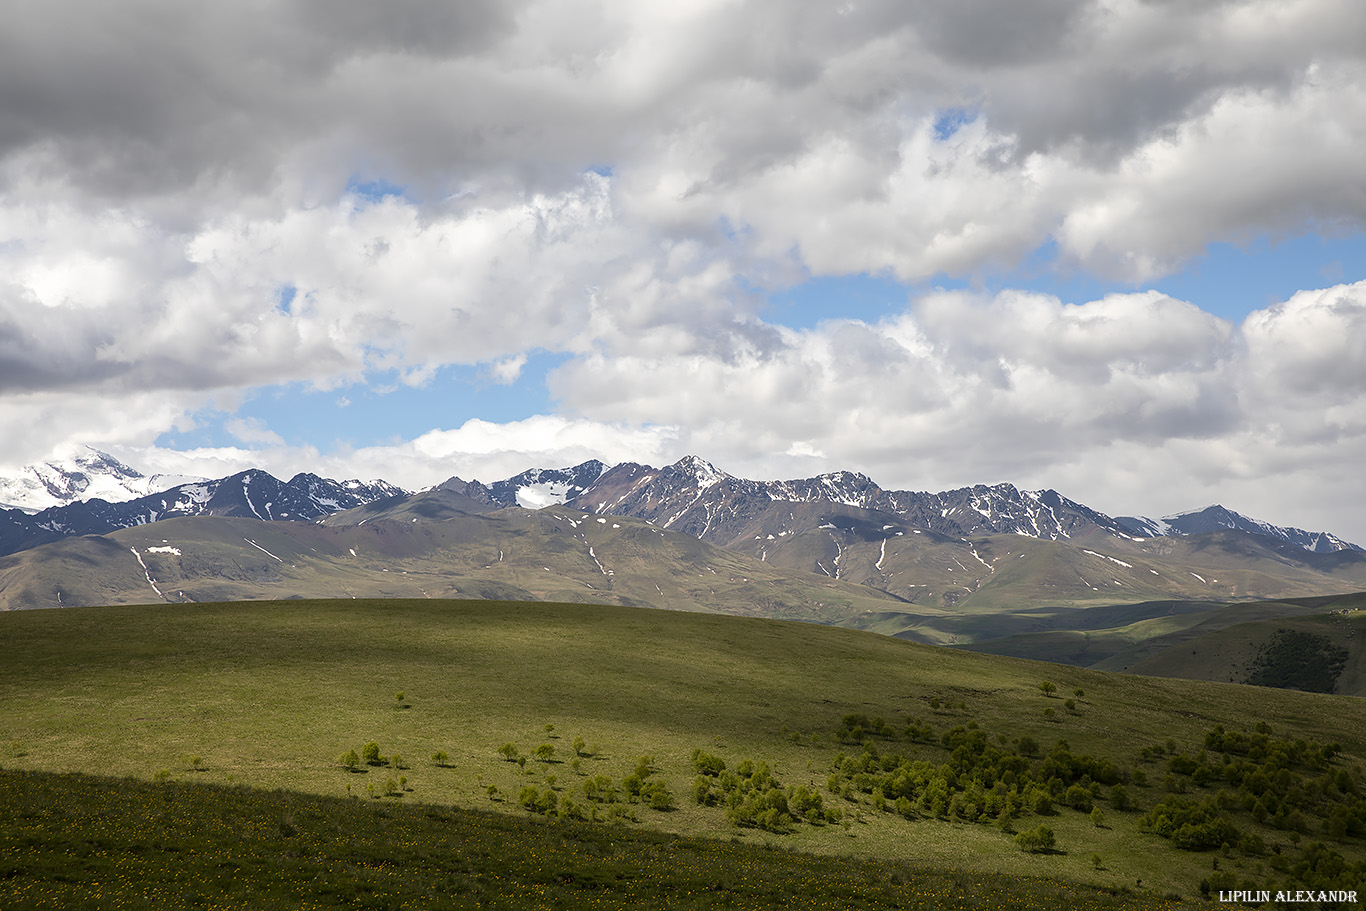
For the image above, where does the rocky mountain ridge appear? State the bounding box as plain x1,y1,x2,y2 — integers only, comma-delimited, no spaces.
0,450,1358,563
0,468,404,559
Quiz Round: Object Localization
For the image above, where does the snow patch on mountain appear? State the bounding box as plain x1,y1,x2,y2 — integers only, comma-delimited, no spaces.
516,481,576,509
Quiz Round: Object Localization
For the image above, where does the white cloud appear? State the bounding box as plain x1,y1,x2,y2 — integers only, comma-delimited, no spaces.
225,417,285,447
487,354,528,385
4,0,1366,544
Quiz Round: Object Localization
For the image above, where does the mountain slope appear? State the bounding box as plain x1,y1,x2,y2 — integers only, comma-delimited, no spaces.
564,456,1136,547
0,506,919,626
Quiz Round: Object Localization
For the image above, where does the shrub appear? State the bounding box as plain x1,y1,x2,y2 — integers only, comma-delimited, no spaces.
584,775,617,803
643,780,675,811
691,749,727,776
1016,825,1056,853
339,749,360,772
362,742,383,766
1065,784,1093,812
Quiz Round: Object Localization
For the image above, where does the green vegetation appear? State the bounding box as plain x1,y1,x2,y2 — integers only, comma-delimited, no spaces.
0,769,1182,911
1243,628,1349,693
6,597,1366,903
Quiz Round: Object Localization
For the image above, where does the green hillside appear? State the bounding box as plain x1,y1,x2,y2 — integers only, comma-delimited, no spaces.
959,592,1366,678
1124,607,1366,695
6,598,1366,905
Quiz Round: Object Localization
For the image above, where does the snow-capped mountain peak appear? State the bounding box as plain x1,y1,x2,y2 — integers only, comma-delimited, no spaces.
1115,505,1362,553
670,455,729,488
0,446,207,513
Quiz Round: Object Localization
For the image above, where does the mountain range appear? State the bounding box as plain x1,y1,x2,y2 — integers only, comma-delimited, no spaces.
2,448,1364,628
1,448,1359,562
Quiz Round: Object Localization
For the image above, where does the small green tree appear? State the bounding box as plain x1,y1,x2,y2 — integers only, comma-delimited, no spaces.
497,743,520,762
1015,825,1056,853
362,741,382,766
572,736,587,756
339,749,360,772
431,750,449,766
1039,681,1057,698
534,743,555,763
1091,807,1105,827
644,780,675,811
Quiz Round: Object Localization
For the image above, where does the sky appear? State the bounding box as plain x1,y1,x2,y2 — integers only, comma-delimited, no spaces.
2,0,1366,541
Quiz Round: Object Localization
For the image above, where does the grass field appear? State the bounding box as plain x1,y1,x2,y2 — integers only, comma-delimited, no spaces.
0,768,1186,910
5,598,1366,906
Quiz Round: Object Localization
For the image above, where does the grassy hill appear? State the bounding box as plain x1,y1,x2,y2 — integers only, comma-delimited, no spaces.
1123,606,1366,695
6,598,1366,906
958,592,1366,678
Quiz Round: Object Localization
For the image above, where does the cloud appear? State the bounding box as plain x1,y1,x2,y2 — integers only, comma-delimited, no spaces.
4,1,1366,542
3,1,1363,274
541,281,1366,539
123,415,682,491
225,417,285,447
15,279,1362,541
